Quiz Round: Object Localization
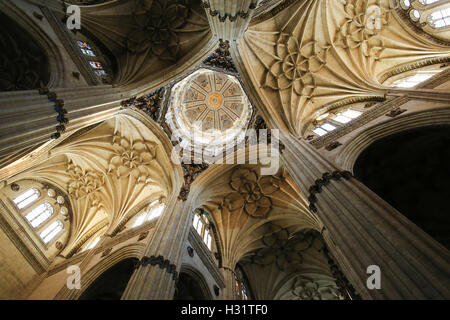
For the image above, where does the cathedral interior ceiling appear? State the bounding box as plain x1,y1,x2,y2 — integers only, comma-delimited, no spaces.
238,0,450,137
78,0,212,90
8,114,179,258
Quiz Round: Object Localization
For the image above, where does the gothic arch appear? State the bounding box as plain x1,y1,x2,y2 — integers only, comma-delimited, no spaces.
335,107,450,171
175,264,213,300
54,243,145,300
0,1,65,88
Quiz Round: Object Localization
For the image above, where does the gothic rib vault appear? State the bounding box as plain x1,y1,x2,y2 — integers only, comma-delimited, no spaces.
0,0,449,301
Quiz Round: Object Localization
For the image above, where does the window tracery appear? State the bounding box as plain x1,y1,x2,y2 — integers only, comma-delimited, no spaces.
192,211,214,251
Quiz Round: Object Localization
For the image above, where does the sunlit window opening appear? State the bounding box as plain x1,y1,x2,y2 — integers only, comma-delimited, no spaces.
401,0,411,8
25,202,53,228
203,228,212,250
77,40,96,56
392,71,439,88
428,7,450,28
13,188,40,209
419,0,441,5
313,127,328,136
133,202,165,228
193,213,204,235
40,220,63,244
321,122,336,132
88,236,101,249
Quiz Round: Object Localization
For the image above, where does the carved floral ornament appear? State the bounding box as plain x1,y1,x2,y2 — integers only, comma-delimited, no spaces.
108,135,158,183
222,168,281,218
291,276,341,300
127,0,191,60
67,160,105,203
264,34,330,98
251,226,320,272
334,0,390,59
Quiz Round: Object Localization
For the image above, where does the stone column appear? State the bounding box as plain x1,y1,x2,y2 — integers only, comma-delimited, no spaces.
202,0,258,41
280,133,450,299
121,190,192,300
220,267,237,300
0,85,128,167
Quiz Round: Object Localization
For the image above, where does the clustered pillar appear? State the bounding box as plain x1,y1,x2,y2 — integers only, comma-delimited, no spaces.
280,133,450,299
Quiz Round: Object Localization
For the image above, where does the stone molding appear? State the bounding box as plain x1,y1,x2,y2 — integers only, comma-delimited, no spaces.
188,226,225,288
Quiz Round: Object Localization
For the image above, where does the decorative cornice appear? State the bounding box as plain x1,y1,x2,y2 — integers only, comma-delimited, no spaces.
250,0,299,24
310,96,410,149
135,255,178,281
321,239,362,300
38,85,68,139
121,87,165,123
379,56,450,84
307,171,353,213
178,163,209,201
202,1,257,22
188,226,225,288
203,39,237,73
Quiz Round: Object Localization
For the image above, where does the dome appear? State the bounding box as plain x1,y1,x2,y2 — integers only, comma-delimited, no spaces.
166,68,252,160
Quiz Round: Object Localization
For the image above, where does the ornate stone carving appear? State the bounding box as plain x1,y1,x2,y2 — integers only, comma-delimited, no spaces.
10,183,20,192
108,136,158,182
222,168,279,218
127,0,191,61
67,160,105,204
39,85,69,140
264,34,329,98
178,163,209,201
121,88,165,122
325,141,343,151
137,255,178,280
322,242,362,300
334,1,390,60
291,276,341,300
187,246,194,257
307,171,353,213
385,107,406,117
203,39,237,72
202,1,257,21
251,226,320,271
138,231,149,241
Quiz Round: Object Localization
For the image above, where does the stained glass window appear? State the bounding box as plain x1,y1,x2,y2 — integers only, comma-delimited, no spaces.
428,7,450,28
77,40,91,49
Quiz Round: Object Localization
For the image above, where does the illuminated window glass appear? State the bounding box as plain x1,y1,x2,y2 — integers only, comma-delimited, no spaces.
321,122,336,132
77,40,91,49
89,61,103,69
94,69,107,76
342,109,362,119
313,127,328,136
25,202,53,228
81,48,96,57
392,71,438,88
40,220,63,244
419,0,440,5
428,7,450,28
13,188,40,209
133,203,164,228
334,114,352,124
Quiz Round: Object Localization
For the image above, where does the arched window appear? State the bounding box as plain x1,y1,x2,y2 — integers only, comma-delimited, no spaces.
312,108,362,137
192,211,214,251
419,0,441,5
40,220,63,244
25,202,53,228
428,7,450,28
132,200,165,228
234,265,251,300
13,188,40,209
